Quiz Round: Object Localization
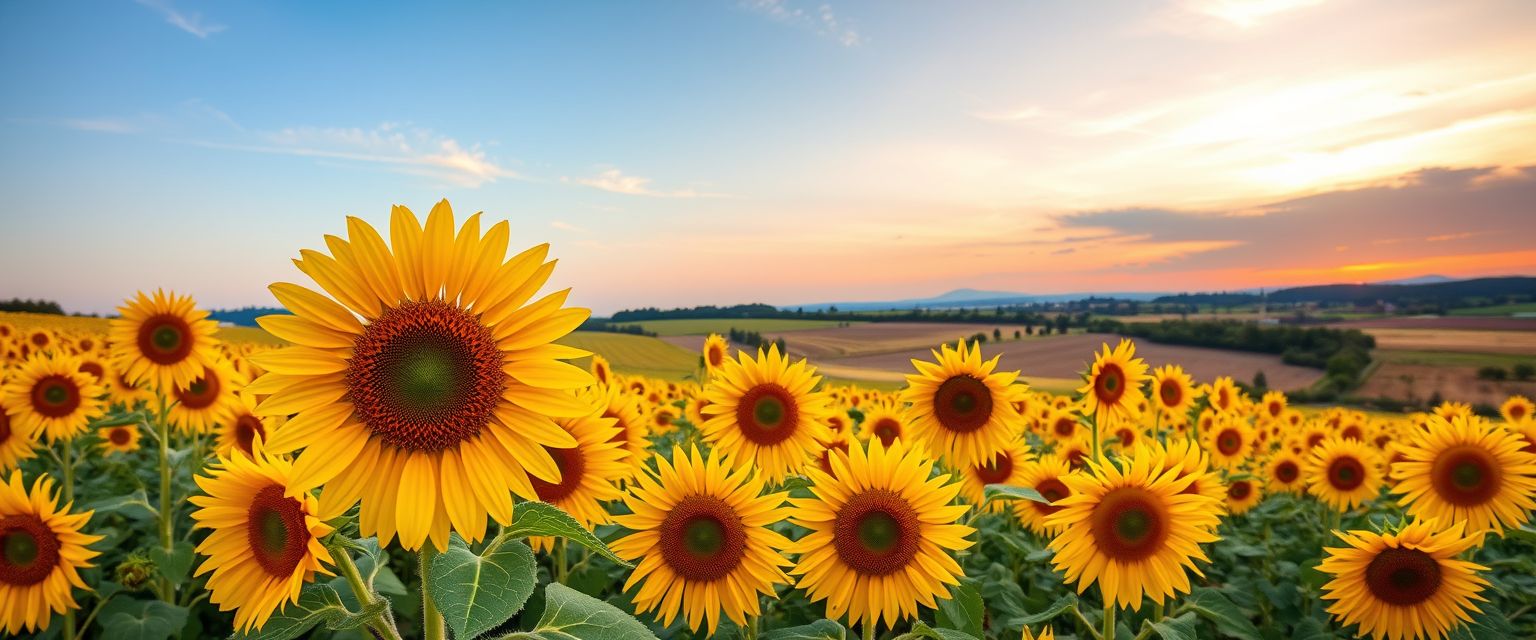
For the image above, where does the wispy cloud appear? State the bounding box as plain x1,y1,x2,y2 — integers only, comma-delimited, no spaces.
742,0,864,47
135,0,227,38
17,117,142,134
550,221,587,233
193,123,521,188
565,168,723,198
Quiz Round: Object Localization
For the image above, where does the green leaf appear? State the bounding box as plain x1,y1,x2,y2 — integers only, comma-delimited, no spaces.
91,410,148,428
96,598,188,640
760,619,848,640
328,537,408,601
502,501,631,567
904,622,981,640
1013,592,1078,626
84,488,158,520
149,541,195,586
231,583,353,640
1183,587,1263,640
427,533,539,640
500,582,659,640
982,483,1048,505
1149,613,1199,640
1447,602,1518,640
935,580,984,639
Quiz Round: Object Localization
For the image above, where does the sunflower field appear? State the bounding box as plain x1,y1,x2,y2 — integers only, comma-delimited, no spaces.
2,200,1535,640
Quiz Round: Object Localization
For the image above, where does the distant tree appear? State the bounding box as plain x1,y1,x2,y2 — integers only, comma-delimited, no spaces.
1024,324,1034,335
1513,363,1536,381
1476,366,1509,381
0,298,65,314
1054,314,1070,334
1013,330,1021,340
971,332,988,344
1252,371,1268,391
992,328,1002,341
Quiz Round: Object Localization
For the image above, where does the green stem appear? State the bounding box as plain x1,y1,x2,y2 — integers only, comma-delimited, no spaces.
555,538,569,585
420,545,445,640
155,394,175,600
72,593,116,640
1069,605,1103,640
744,615,759,640
1152,601,1163,623
334,545,403,640
1103,603,1117,640
863,617,877,640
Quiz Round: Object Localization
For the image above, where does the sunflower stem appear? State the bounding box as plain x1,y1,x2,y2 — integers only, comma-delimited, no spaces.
555,538,569,584
61,437,75,505
155,393,175,600
420,544,445,640
333,544,403,640
863,618,877,640
1103,603,1117,640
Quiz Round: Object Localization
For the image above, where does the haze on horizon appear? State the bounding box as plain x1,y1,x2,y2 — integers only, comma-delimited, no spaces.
2,0,1535,316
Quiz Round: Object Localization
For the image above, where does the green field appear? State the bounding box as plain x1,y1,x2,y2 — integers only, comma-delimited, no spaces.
609,318,853,336
556,330,701,380
1375,349,1536,367
1448,302,1536,316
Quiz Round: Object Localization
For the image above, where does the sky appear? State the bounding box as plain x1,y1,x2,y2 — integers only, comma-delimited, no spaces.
2,0,1535,316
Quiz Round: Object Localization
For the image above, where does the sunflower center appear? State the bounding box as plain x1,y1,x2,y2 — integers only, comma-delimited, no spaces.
0,514,60,586
1159,380,1182,407
1090,487,1168,561
109,427,131,445
707,346,725,368
1328,456,1366,491
934,375,992,433
1033,478,1069,515
530,445,587,502
1216,429,1242,456
734,384,799,446
1228,481,1252,501
1095,364,1127,405
79,361,105,381
246,485,311,578
138,315,194,365
1116,428,1136,447
1510,405,1527,420
0,413,10,443
870,418,901,446
1275,461,1299,483
1054,417,1077,438
347,301,505,452
1342,426,1363,441
817,440,851,475
1430,445,1502,506
974,452,1014,484
1365,547,1442,606
833,488,920,576
658,495,746,582
175,367,222,410
31,375,81,418
234,415,265,455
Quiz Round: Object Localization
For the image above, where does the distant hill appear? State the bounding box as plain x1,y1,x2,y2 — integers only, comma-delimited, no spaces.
786,288,1168,312
209,306,288,327
1267,276,1536,306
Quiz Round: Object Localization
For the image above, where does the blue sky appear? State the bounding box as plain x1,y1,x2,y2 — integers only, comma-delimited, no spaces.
3,1,1535,316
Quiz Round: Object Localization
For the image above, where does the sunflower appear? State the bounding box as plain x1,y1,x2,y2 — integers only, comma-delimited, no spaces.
702,333,730,377
1078,339,1150,428
1433,402,1474,422
0,471,102,635
1319,518,1489,640
589,354,614,387
699,345,831,483
1257,391,1287,423
789,439,974,632
1301,421,1332,451
1226,478,1262,515
1042,407,1083,444
0,398,40,471
249,201,594,551
610,446,793,634
1307,437,1385,512
191,446,335,632
903,340,1025,466
1022,625,1056,640
857,400,907,447
810,432,853,477
1058,438,1092,471
97,424,141,456
109,289,221,392
1012,454,1077,536
1389,415,1536,537
1202,416,1255,470
1045,446,1222,610
106,368,151,408
959,438,1034,512
215,392,283,459
2,353,105,443
527,407,627,553
1509,422,1536,457
168,359,246,435
1263,451,1306,494
1501,395,1534,424
1205,377,1242,414
585,384,647,481
74,353,109,386
1148,438,1227,510
1150,364,1199,420
1105,418,1146,454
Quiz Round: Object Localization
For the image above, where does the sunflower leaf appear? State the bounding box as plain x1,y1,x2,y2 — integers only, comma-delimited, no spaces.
1182,587,1263,640
230,583,350,640
97,598,188,640
497,582,659,640
982,483,1049,505
84,488,158,520
501,501,632,567
1149,612,1199,640
148,540,196,586
1011,592,1078,626
760,619,848,640
903,621,981,640
935,579,984,638
427,533,539,640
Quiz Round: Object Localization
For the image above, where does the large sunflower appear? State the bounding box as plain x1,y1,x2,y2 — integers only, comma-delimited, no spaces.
789,439,974,632
191,446,335,632
702,333,730,378
1012,454,1078,536
959,438,1034,512
1077,339,1150,427
1263,451,1306,494
168,358,246,435
527,407,627,553
109,289,221,392
1046,446,1223,610
2,353,106,443
610,446,793,634
249,201,594,551
902,340,1025,467
1149,364,1199,421
699,345,831,483
0,471,102,635
1319,518,1489,640
1205,376,1242,414
1307,437,1385,512
857,399,907,447
1390,415,1536,537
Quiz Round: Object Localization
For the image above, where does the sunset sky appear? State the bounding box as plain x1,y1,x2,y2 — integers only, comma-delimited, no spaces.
3,1,1535,315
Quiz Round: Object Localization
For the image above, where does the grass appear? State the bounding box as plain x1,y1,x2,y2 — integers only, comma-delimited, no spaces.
556,331,702,380
1448,303,1536,316
1375,349,1536,368
608,318,853,336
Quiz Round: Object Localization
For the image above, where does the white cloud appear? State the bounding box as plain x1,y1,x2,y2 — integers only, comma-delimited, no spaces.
194,123,522,188
743,0,864,47
135,0,227,38
550,221,587,233
565,168,723,198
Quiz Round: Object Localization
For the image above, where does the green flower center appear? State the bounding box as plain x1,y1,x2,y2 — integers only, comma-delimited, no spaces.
857,511,900,553
683,518,726,557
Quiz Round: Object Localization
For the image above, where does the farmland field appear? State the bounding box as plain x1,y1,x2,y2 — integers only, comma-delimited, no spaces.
557,330,700,380
609,317,851,336
1449,302,1536,316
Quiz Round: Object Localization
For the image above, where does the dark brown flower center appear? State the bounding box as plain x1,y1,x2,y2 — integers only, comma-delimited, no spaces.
1089,487,1167,561
174,367,222,410
1328,456,1366,491
78,361,105,382
1216,428,1243,456
1094,364,1126,406
109,427,132,446
1227,480,1253,501
1159,380,1182,407
658,495,745,582
0,514,60,586
1032,477,1069,516
530,443,586,502
234,415,265,456
1365,547,1441,606
31,375,81,418
1274,460,1299,484
247,485,311,578
934,375,992,433
974,452,1014,485
1430,445,1502,506
733,384,799,445
869,418,901,447
137,314,194,365
833,489,920,576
